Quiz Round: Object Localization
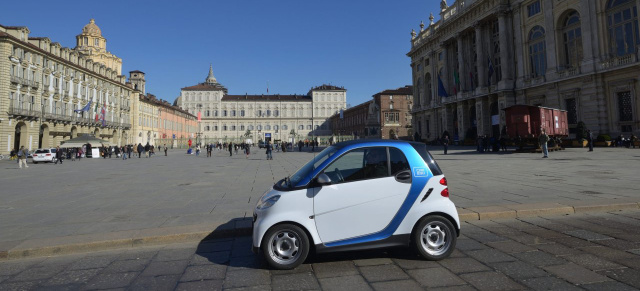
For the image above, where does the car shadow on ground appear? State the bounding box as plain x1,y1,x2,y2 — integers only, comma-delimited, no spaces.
195,218,433,270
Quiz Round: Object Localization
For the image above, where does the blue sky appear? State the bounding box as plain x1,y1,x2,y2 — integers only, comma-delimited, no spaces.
3,0,441,106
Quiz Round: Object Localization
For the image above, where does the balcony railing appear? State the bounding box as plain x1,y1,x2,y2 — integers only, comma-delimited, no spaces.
8,105,41,118
557,66,581,78
600,54,637,70
10,76,39,88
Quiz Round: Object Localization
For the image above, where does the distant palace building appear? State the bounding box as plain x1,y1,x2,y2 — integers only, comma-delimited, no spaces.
330,86,413,139
178,66,347,143
409,0,640,141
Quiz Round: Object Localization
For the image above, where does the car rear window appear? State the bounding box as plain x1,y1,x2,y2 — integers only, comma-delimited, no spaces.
410,143,443,176
35,150,49,154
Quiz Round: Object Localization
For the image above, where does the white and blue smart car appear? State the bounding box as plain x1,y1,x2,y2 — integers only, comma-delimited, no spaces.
252,140,459,269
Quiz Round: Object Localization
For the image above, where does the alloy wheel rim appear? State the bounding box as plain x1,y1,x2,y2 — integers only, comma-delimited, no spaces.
420,221,450,256
268,230,301,264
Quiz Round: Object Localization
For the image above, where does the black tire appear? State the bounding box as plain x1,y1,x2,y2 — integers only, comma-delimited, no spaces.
33,161,38,164
413,215,456,260
261,224,310,270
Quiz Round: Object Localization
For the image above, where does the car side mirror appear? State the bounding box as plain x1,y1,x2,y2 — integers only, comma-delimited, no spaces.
316,173,332,185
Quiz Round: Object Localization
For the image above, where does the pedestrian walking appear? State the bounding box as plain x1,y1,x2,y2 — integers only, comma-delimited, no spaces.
266,141,273,160
631,134,637,149
245,143,251,159
137,143,143,158
17,146,28,169
587,129,594,152
228,142,233,156
145,143,150,158
442,135,449,155
55,146,64,164
539,128,549,158
164,144,168,156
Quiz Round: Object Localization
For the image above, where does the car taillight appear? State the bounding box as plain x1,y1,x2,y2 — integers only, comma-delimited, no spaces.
440,177,447,186
46,154,51,156
441,188,449,197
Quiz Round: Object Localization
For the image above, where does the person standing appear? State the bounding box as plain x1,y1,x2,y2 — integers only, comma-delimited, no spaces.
17,146,29,169
539,128,549,158
228,142,233,156
164,144,168,156
245,143,250,159
144,143,150,158
137,143,143,158
55,146,64,164
443,135,449,155
586,129,594,152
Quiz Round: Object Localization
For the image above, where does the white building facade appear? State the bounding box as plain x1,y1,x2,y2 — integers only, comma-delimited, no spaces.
409,0,640,142
179,66,347,143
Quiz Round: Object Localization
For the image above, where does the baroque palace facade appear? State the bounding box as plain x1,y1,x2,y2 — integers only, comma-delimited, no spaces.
0,20,133,154
178,66,347,143
409,0,640,142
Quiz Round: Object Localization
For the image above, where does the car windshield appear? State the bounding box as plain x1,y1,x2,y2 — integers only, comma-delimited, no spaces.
290,146,339,187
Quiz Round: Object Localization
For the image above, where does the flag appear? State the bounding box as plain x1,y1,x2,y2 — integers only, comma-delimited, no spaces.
74,100,91,113
100,102,106,126
197,112,201,121
453,70,460,94
437,74,449,97
94,100,99,121
487,56,494,86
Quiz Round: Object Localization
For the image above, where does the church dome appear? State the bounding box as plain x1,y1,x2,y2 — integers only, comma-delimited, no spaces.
82,19,102,36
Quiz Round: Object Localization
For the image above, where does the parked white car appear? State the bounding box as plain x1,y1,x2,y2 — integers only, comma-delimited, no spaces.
31,148,57,164
252,139,460,269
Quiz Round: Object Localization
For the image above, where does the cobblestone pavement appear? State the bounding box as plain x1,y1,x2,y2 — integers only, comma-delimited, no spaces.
1,145,639,253
1,210,640,290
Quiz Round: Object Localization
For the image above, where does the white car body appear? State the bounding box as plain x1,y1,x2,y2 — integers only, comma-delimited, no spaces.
31,148,58,163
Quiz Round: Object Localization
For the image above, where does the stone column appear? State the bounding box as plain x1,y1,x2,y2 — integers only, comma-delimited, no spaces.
457,35,465,93
542,0,558,76
441,107,448,137
579,0,599,73
457,102,466,140
440,43,449,98
512,3,525,87
475,23,486,91
498,11,513,86
476,98,485,136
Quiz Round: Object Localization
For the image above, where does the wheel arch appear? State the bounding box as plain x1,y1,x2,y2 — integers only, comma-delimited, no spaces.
263,221,317,252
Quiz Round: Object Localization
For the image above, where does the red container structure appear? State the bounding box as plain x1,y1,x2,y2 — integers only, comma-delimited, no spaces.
504,105,568,138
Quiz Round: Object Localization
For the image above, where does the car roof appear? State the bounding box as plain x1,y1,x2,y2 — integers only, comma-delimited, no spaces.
332,139,423,149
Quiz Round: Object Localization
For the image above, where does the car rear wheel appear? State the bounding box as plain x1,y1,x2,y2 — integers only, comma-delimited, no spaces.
414,215,456,260
33,161,38,164
261,224,309,270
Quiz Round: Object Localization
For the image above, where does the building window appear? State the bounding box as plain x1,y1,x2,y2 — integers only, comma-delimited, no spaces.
618,91,633,122
214,110,218,117
527,0,541,17
257,125,262,130
529,26,547,77
274,110,279,117
307,125,312,130
240,125,245,130
274,125,279,131
607,0,640,56
299,125,304,130
94,39,99,46
265,125,271,130
562,11,583,68
283,125,288,130
240,110,245,117
248,125,254,130
258,110,263,116
390,103,394,110
205,110,210,117
223,110,227,117
223,125,228,131
266,110,271,116
231,110,236,116
231,125,236,131
214,125,218,131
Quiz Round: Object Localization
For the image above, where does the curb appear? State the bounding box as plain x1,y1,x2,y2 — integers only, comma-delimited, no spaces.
1,202,639,261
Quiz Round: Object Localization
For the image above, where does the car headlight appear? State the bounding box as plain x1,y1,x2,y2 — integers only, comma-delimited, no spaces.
257,195,280,210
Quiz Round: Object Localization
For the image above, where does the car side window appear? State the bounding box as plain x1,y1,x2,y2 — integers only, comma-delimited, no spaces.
324,147,389,184
389,147,410,175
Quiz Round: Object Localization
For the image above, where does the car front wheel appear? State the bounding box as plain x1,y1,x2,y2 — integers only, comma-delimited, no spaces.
261,224,309,270
414,215,456,260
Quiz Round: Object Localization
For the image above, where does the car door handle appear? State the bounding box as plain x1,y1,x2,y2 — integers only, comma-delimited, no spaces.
395,170,412,183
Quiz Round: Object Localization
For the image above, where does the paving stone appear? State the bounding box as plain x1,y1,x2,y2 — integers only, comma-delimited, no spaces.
462,230,509,243
128,274,180,291
580,246,638,261
501,233,550,245
593,239,640,251
455,238,489,251
103,259,150,273
582,281,640,291
359,264,409,282
8,265,66,282
0,258,44,276
0,280,43,291
429,285,477,291
534,243,583,256
392,257,440,270
83,272,138,290
564,253,625,271
180,264,227,281
318,275,372,291
512,251,567,267
459,271,525,291
465,249,517,264
486,241,537,253
598,268,640,289
521,277,582,291
175,279,223,291
618,258,640,269
41,269,99,286
563,230,614,241
407,267,466,288
155,247,197,261
628,249,640,255
550,236,598,248
0,276,9,284
312,261,358,278
523,229,567,239
353,258,393,266
439,257,491,274
196,240,234,253
223,285,271,291
223,269,270,289
490,261,549,280
190,251,230,265
140,260,189,277
117,250,158,261
371,279,422,291
272,272,320,291
227,255,268,271
68,255,118,270
270,263,313,275
543,263,611,285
